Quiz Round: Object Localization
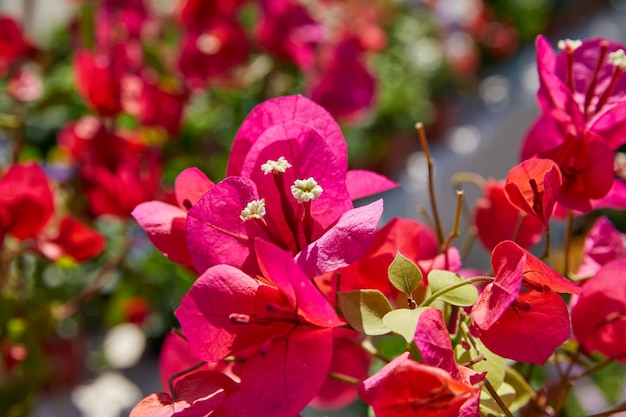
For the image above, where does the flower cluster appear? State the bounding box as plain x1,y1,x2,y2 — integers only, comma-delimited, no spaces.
3,1,626,415
130,36,626,417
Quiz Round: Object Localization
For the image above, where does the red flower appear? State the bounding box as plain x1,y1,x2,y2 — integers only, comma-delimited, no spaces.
471,241,580,364
73,49,125,116
504,158,561,225
572,260,626,362
37,216,106,262
0,15,35,75
308,36,376,121
0,162,54,240
177,19,249,89
358,352,480,417
474,179,544,250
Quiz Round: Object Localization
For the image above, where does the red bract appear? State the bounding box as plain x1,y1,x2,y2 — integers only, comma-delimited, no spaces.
121,75,188,135
95,0,149,48
358,352,480,417
572,260,626,362
577,216,626,278
177,0,244,30
0,15,35,75
133,167,213,267
471,241,580,364
474,179,544,250
308,36,376,121
37,215,106,262
504,158,562,225
177,19,249,89
0,162,54,240
522,36,626,211
73,49,125,116
130,371,236,417
256,0,323,71
81,149,161,217
339,217,460,299
175,240,343,416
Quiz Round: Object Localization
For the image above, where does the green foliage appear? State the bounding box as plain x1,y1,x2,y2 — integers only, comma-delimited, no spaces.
338,289,393,336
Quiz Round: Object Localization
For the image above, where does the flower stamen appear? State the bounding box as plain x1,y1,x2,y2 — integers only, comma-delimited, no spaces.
291,178,323,203
261,156,292,175
240,198,266,221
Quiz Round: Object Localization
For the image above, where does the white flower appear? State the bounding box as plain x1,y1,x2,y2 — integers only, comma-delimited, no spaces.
291,178,323,203
609,49,626,70
261,156,292,175
557,39,582,52
240,199,266,221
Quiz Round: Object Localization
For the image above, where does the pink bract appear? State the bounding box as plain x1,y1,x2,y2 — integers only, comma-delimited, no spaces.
175,240,342,416
133,168,213,267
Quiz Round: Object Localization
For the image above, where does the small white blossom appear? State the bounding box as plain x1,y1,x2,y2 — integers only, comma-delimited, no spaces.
240,199,266,221
261,156,292,175
291,178,323,203
557,39,582,52
609,49,626,70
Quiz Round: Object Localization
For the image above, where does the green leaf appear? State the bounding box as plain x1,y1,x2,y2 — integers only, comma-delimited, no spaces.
427,270,478,307
382,307,426,343
456,339,505,389
505,366,535,413
338,290,393,336
388,252,422,296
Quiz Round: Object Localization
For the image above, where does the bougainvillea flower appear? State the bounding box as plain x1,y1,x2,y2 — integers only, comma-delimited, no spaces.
94,0,149,52
0,15,35,75
177,19,249,89
504,158,562,225
308,36,376,121
121,75,188,135
73,48,126,116
0,162,54,240
572,260,626,362
175,240,343,416
474,179,544,250
130,371,237,417
37,216,106,262
358,352,480,417
577,216,626,278
226,95,397,199
177,0,245,30
338,217,460,299
522,36,626,211
309,328,371,411
256,0,324,71
187,97,388,276
472,240,580,364
133,168,213,267
57,117,145,167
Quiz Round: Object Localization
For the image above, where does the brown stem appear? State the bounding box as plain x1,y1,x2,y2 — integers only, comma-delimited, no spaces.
415,123,445,246
484,378,515,417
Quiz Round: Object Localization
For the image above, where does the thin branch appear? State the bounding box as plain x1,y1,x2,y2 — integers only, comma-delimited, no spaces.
415,123,445,246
